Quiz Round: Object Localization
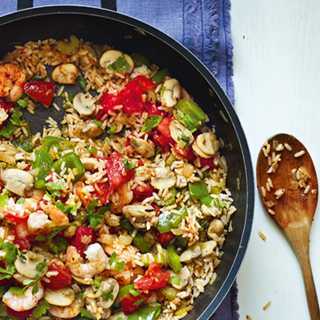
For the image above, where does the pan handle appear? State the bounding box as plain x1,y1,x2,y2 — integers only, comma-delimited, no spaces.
17,0,117,11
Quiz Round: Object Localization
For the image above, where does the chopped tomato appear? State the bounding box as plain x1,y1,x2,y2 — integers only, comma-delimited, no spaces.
200,156,219,170
132,75,157,92
94,181,111,204
6,307,33,319
120,87,145,114
146,102,167,116
134,262,170,290
24,81,55,106
151,203,161,216
97,93,122,121
0,97,14,113
4,212,29,225
151,117,175,149
155,230,175,247
72,226,96,257
44,263,72,290
13,236,31,251
120,291,152,315
174,143,196,162
132,184,154,203
107,151,135,190
24,164,32,171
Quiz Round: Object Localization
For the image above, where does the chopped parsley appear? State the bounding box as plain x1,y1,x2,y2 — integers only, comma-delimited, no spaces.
33,300,50,318
16,197,25,204
16,99,28,108
93,279,101,288
0,239,25,268
76,291,85,298
80,307,94,319
0,121,15,138
129,289,140,297
85,199,110,229
141,115,163,133
135,297,145,306
168,276,180,285
108,252,125,272
131,138,138,147
101,289,113,302
61,92,75,102
161,85,166,97
107,55,130,72
36,262,47,272
177,131,191,150
92,120,102,129
0,194,9,208
122,159,137,170
107,124,117,135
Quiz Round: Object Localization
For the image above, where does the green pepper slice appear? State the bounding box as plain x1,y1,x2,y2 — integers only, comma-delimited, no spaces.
154,187,177,207
167,245,182,272
150,69,169,83
32,150,53,189
188,180,209,200
120,218,134,234
156,207,188,234
131,53,150,67
12,123,33,152
53,152,85,182
114,284,135,308
133,233,150,253
173,98,207,131
42,136,73,153
127,304,162,320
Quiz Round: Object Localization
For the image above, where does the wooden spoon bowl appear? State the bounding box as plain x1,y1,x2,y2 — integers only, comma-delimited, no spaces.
257,133,320,320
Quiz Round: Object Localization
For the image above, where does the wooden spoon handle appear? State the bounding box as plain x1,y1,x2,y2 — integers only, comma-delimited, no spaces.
299,250,320,320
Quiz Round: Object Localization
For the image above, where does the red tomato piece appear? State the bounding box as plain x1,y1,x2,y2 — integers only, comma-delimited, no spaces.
107,151,135,190
120,88,145,114
44,263,72,290
146,102,167,116
4,212,29,225
6,307,33,319
97,93,122,121
155,230,175,247
24,81,55,106
132,184,154,203
133,75,157,92
134,262,170,290
73,226,96,257
200,156,219,170
174,143,197,162
94,181,111,204
0,97,14,113
120,291,152,315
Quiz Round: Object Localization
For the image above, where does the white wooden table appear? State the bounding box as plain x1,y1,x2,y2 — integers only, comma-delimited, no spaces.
231,0,320,319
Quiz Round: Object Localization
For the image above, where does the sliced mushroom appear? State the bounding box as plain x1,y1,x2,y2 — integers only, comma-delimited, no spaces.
131,138,155,158
161,78,181,107
195,132,219,157
199,240,217,257
192,140,211,159
14,251,47,279
72,275,93,285
81,158,100,171
169,120,194,150
83,122,103,138
135,166,151,181
123,204,156,229
73,92,96,116
25,188,45,200
169,266,190,290
44,287,76,306
2,169,34,197
106,119,123,134
179,244,202,263
0,144,18,165
100,50,134,74
109,134,126,154
108,311,128,320
98,278,120,309
52,63,80,84
150,167,176,190
207,219,225,239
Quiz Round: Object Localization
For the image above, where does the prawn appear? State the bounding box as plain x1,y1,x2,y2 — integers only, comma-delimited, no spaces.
2,282,44,312
27,203,69,235
48,297,84,319
0,64,26,102
109,181,133,213
65,243,108,279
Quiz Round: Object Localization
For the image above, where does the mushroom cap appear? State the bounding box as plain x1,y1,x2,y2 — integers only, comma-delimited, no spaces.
150,167,176,190
14,251,47,279
73,92,96,116
161,78,181,107
130,137,155,158
0,144,18,165
100,50,134,74
2,168,34,197
44,287,76,306
52,63,80,84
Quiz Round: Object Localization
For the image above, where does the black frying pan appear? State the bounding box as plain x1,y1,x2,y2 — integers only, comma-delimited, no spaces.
0,1,254,319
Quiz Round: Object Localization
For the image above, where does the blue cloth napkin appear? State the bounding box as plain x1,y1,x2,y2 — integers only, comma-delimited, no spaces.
0,1,237,319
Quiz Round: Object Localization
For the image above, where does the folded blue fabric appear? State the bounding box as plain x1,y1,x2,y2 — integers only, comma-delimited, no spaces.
0,1,237,319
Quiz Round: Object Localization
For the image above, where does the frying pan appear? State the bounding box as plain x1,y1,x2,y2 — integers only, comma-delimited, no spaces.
0,1,254,319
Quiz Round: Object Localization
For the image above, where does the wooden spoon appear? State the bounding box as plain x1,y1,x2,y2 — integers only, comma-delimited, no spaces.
256,133,320,320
